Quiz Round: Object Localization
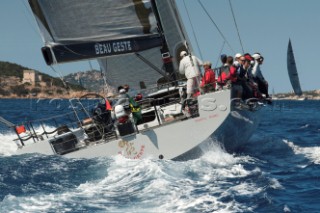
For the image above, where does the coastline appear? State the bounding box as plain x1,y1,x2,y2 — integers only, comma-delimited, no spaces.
0,91,95,100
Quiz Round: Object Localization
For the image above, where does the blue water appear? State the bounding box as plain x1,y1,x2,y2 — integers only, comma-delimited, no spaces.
0,99,320,212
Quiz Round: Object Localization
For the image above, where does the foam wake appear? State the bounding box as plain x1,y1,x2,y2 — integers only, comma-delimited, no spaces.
283,139,320,164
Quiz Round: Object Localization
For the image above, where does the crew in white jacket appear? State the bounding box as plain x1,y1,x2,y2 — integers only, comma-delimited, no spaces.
251,53,269,98
179,51,203,99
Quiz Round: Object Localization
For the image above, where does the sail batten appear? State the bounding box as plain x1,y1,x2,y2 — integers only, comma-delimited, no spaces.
287,39,302,96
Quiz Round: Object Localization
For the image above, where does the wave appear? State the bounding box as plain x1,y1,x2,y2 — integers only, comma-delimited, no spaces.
283,139,320,164
0,145,269,213
0,132,19,156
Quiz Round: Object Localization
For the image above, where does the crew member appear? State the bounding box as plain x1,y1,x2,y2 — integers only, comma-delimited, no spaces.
200,61,216,93
179,51,203,99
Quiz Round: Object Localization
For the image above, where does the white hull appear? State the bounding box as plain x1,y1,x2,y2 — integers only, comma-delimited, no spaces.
15,89,262,160
211,107,261,152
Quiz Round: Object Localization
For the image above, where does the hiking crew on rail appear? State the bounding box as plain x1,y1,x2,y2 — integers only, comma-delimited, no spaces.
178,51,270,102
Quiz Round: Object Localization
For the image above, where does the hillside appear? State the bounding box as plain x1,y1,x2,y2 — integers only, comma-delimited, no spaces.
1,60,318,100
0,61,87,98
64,70,106,93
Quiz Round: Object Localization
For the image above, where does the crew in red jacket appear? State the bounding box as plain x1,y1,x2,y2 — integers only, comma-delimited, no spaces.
200,61,216,93
229,53,243,98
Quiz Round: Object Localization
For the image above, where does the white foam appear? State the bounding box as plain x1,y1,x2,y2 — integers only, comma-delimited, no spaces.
283,139,320,164
0,153,266,213
269,178,284,189
284,204,291,212
299,124,309,129
0,135,269,212
0,132,18,156
0,125,58,156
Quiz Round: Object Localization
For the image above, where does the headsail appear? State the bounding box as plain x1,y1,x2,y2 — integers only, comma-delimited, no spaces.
287,39,302,96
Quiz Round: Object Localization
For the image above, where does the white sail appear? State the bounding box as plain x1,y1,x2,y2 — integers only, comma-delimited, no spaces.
287,39,303,96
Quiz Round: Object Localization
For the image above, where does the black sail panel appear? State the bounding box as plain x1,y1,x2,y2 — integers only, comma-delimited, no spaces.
287,40,303,96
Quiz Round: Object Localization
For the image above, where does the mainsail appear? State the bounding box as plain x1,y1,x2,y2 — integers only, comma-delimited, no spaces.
28,0,192,90
287,39,302,96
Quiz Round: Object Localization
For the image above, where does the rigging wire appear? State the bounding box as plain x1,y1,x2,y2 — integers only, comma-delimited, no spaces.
215,41,226,68
182,0,204,59
228,0,244,53
197,0,235,54
95,60,110,95
49,66,69,89
19,0,43,42
19,0,69,91
88,60,94,72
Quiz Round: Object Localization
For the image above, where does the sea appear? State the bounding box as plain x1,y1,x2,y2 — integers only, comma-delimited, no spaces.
0,99,319,213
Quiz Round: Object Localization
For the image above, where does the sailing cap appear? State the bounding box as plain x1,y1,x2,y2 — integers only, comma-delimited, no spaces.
119,89,126,94
244,54,253,61
252,53,261,60
203,61,212,67
220,54,227,59
234,53,242,59
180,51,187,57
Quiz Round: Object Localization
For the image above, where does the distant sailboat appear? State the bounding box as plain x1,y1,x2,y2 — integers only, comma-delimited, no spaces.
271,88,278,100
287,39,303,96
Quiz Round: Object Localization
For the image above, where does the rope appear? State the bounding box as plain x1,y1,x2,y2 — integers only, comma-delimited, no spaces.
182,0,204,59
197,0,235,54
228,0,245,53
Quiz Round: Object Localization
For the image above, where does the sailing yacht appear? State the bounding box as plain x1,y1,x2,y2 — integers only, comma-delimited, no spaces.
287,39,305,100
4,0,265,160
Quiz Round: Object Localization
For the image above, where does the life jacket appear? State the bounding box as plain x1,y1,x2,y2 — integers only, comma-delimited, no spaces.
127,95,141,113
217,65,230,84
229,65,238,83
201,68,216,88
220,65,230,75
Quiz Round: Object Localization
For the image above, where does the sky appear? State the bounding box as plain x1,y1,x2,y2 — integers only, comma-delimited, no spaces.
0,0,319,93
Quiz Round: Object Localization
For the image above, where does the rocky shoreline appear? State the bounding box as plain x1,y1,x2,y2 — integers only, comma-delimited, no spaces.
273,89,320,100
0,91,93,99
1,89,319,100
